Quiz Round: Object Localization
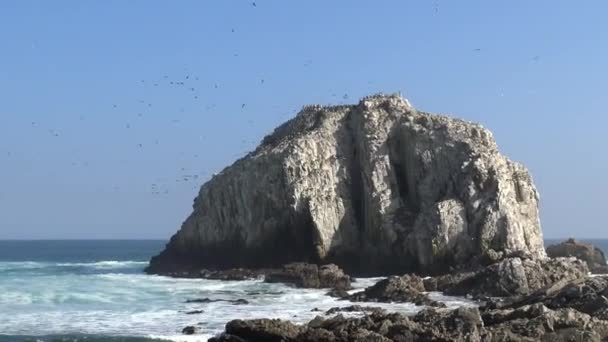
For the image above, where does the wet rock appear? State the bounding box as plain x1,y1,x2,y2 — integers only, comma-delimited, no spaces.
325,305,387,315
185,297,249,305
185,310,204,315
186,298,215,303
181,325,197,335
265,263,351,290
547,238,608,274
199,268,264,281
326,288,349,298
347,275,446,307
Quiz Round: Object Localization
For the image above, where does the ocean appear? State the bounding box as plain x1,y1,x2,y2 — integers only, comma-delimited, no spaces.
0,239,605,342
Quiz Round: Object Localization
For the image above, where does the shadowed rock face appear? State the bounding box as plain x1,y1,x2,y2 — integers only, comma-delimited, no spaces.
147,94,545,276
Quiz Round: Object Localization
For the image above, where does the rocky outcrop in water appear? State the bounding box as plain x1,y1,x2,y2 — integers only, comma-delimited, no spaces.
547,238,608,274
424,256,589,298
265,263,352,290
346,274,445,307
147,94,545,276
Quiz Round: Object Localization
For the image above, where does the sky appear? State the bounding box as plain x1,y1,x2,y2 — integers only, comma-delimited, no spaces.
0,1,606,239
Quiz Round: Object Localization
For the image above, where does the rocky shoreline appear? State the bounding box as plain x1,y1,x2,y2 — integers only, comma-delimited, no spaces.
146,94,608,340
200,253,608,341
170,242,608,340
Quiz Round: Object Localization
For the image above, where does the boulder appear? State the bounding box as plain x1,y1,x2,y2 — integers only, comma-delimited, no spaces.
347,275,446,307
264,263,351,290
224,319,304,341
326,288,350,298
146,94,545,276
547,238,608,274
430,257,589,298
181,326,197,335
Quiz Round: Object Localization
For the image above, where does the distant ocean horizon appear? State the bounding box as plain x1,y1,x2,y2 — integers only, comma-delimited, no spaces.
0,238,606,342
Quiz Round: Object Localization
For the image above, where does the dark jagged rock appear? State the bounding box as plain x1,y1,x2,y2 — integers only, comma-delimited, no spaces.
325,305,387,315
547,238,608,274
482,304,608,341
185,310,204,315
264,263,351,290
407,307,483,341
485,276,608,320
212,304,608,342
185,297,249,305
181,325,197,335
199,268,264,281
346,275,446,307
224,319,304,341
147,94,545,277
428,257,589,298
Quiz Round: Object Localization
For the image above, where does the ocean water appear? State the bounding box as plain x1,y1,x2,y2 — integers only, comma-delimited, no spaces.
0,240,477,342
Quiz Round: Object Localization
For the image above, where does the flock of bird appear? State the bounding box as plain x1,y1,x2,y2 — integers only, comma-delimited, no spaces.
2,1,542,200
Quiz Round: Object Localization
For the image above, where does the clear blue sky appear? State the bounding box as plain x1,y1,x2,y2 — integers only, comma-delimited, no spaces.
1,1,606,239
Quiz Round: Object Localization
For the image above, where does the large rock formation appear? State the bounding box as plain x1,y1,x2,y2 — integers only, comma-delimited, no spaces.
147,94,545,276
547,238,608,274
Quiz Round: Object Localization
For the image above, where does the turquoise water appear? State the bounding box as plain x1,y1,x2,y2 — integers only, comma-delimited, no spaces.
0,239,604,342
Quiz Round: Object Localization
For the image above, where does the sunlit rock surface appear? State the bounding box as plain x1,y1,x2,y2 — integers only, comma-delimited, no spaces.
147,94,545,276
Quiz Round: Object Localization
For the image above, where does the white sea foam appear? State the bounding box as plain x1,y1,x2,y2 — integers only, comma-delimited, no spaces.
0,260,148,272
0,262,478,339
149,334,215,342
56,261,149,268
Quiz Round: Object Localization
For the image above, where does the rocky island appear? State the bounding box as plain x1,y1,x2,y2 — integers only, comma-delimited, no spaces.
148,93,544,276
147,94,608,341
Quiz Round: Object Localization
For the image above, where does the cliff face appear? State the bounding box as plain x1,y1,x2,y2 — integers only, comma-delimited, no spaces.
147,94,545,276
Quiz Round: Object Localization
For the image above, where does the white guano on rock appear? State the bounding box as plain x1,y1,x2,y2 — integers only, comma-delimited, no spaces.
147,93,545,276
